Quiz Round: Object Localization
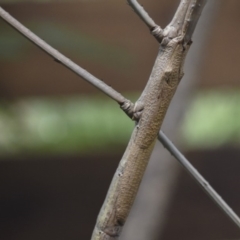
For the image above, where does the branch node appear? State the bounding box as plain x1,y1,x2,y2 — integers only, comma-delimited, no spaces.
151,25,164,42
120,100,144,121
133,101,144,120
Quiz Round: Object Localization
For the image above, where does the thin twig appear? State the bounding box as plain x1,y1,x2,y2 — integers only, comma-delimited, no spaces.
127,0,157,29
158,131,240,229
127,0,163,42
0,7,127,105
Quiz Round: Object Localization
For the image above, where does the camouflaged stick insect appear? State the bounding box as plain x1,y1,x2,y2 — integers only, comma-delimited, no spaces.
91,1,207,239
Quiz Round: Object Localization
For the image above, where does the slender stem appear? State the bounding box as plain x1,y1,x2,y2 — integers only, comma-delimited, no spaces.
127,0,158,29
158,131,240,229
127,0,163,42
0,7,127,105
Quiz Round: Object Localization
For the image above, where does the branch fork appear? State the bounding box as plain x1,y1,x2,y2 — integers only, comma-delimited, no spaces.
120,100,144,121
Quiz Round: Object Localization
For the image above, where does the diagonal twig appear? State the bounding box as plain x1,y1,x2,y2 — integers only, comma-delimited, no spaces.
0,7,127,106
127,0,163,42
0,7,139,119
127,0,158,29
158,131,240,229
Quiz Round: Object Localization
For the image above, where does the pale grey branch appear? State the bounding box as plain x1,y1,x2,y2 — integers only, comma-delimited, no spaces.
0,7,127,105
91,0,209,238
165,0,207,44
168,0,190,33
184,0,207,43
158,131,240,229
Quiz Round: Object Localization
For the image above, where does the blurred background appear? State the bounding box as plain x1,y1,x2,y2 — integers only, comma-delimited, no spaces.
0,0,240,239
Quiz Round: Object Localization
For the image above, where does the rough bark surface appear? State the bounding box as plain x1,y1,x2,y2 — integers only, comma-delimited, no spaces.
92,37,190,239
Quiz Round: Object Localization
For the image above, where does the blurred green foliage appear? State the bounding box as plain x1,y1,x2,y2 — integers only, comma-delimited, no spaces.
182,89,240,149
0,90,240,157
0,95,137,156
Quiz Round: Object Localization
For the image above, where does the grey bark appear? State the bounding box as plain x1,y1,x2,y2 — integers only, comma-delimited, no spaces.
121,1,221,239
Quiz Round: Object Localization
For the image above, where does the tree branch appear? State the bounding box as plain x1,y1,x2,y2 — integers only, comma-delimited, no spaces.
127,0,156,29
91,0,210,239
165,0,207,44
184,0,208,43
127,0,163,41
158,131,240,229
0,7,129,106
